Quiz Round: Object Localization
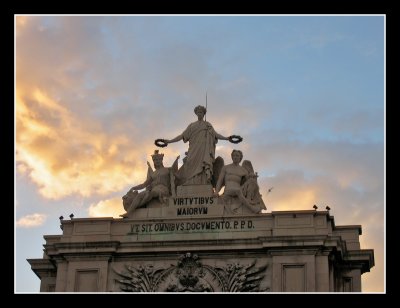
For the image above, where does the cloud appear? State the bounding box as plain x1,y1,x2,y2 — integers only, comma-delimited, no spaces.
16,88,153,199
245,139,383,191
16,213,47,228
88,197,124,218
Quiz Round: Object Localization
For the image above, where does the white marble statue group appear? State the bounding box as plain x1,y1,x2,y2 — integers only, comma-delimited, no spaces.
122,105,266,216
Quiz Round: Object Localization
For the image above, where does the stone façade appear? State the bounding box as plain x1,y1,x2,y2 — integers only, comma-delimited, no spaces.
28,201,374,292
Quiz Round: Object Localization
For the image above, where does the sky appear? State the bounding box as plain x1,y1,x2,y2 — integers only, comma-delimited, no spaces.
15,15,385,293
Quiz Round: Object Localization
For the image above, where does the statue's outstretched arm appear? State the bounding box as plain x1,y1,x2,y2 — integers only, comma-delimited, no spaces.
215,132,243,144
215,132,229,141
164,134,183,144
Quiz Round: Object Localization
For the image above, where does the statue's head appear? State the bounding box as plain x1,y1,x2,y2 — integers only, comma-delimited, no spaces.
194,105,207,116
151,150,164,167
231,149,243,162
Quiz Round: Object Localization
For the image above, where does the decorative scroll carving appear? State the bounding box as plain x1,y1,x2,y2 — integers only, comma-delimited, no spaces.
114,253,269,292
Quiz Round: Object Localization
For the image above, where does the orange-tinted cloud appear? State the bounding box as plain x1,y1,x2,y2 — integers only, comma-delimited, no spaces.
16,213,47,228
16,87,154,199
88,197,124,218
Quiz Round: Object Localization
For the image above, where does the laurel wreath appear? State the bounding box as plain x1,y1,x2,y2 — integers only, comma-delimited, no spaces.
155,139,168,147
229,135,243,144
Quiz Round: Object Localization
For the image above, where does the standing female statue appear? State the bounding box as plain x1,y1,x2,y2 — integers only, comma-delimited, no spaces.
156,105,242,185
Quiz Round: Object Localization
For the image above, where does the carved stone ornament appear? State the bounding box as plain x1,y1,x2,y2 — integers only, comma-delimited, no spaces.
114,252,269,292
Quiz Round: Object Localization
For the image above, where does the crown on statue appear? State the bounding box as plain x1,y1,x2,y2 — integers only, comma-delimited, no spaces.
194,105,207,115
151,150,164,160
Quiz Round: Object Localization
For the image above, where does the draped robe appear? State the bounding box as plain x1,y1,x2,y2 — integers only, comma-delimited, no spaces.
181,120,218,185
